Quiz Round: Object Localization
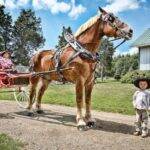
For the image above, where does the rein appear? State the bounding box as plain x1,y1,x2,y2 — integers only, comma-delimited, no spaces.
108,38,126,50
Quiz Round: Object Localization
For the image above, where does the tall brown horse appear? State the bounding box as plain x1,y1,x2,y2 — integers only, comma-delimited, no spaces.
27,7,133,130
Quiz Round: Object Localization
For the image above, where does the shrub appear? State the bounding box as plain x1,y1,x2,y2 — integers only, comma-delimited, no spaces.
114,72,121,80
121,70,150,83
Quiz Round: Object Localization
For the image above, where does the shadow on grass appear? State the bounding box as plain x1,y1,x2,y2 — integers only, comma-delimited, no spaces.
12,110,137,135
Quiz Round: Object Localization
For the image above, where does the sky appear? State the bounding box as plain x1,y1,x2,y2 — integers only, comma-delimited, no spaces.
0,0,150,55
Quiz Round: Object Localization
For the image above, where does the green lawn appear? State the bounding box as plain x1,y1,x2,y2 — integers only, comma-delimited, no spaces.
42,82,135,115
0,133,24,150
0,81,136,115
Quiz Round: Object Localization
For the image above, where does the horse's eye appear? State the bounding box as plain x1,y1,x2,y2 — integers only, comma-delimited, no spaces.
108,16,115,22
121,22,125,26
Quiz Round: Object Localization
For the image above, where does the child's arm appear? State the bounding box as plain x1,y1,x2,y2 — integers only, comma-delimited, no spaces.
148,92,150,113
132,91,138,108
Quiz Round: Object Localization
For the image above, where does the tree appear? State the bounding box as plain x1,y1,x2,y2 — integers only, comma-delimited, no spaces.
55,26,73,50
114,69,121,81
112,54,138,79
13,9,45,65
0,6,13,51
97,38,115,81
0,36,4,50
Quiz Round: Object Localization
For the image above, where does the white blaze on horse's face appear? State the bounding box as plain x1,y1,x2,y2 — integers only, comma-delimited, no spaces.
99,7,133,40
113,16,133,40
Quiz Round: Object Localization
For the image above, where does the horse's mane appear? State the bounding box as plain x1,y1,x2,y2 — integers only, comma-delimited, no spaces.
38,15,100,52
74,15,100,37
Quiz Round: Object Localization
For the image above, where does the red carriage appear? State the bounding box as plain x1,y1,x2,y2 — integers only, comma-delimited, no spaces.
0,50,33,108
0,68,33,108
0,67,73,108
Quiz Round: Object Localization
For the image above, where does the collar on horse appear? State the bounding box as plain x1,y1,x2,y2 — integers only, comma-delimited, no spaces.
63,27,100,63
52,28,100,82
62,26,126,65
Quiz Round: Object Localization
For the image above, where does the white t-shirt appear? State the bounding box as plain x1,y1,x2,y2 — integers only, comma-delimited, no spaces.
133,90,150,110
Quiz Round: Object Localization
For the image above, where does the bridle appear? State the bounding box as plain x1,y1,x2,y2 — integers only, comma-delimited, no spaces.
81,12,132,51
100,12,132,50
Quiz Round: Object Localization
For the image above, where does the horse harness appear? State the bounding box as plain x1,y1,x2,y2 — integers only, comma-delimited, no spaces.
51,10,131,82
52,28,100,82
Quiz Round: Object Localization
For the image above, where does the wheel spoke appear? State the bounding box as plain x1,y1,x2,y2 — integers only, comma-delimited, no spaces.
14,86,30,109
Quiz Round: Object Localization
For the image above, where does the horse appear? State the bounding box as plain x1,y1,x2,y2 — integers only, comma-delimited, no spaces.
27,7,133,130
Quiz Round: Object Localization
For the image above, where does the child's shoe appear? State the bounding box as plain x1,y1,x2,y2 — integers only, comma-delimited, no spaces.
133,131,141,136
141,131,148,138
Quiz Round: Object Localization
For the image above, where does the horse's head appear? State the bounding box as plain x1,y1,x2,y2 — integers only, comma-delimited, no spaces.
99,7,133,40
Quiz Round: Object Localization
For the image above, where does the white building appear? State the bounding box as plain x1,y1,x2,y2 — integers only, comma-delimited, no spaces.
132,28,150,70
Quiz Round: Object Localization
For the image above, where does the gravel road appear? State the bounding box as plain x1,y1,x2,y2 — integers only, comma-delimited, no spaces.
0,101,150,150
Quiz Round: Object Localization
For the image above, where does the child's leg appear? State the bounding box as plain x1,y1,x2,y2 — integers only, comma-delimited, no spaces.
134,109,142,132
141,110,149,137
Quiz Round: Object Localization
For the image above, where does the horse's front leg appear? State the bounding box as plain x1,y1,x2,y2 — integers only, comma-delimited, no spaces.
76,78,86,130
85,80,95,128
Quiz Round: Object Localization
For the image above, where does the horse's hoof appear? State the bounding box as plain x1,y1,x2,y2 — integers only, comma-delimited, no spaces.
26,112,34,117
77,125,88,131
36,109,44,114
86,121,96,128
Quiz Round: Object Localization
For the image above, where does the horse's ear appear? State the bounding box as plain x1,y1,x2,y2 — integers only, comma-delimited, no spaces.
99,7,107,14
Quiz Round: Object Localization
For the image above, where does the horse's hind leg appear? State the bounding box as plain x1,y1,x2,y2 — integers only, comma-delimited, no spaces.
85,80,95,128
27,77,39,110
35,78,50,113
76,78,86,130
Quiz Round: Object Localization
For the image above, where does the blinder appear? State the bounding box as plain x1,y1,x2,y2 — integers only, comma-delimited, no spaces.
79,52,100,63
102,13,115,23
100,12,130,40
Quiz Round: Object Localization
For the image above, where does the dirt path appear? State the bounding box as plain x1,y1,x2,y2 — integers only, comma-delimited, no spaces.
0,101,150,150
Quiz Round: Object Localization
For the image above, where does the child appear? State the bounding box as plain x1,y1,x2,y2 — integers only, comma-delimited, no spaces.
133,77,150,138
0,50,14,70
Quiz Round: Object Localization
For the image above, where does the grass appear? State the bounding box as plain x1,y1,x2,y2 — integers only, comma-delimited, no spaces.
0,133,24,150
0,81,136,115
41,81,136,115
92,82,135,115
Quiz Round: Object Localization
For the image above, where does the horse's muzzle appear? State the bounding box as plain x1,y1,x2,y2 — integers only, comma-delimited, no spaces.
124,28,133,40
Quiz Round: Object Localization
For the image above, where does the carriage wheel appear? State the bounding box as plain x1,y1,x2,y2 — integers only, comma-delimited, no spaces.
14,86,35,109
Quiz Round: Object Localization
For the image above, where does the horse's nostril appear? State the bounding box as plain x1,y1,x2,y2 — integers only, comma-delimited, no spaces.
129,29,133,33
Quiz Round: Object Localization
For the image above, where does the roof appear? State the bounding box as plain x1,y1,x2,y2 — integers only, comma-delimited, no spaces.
132,28,150,47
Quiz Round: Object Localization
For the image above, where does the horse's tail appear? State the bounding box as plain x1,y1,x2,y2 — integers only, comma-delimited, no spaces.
29,52,42,72
29,50,54,72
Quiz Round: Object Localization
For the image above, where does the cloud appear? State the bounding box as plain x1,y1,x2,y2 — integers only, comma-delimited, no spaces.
33,0,71,14
114,47,138,56
17,0,29,7
125,47,138,55
5,0,16,9
32,0,43,10
2,0,86,19
47,0,71,14
0,0,4,6
33,0,86,18
103,0,146,14
68,0,86,19
2,0,29,9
